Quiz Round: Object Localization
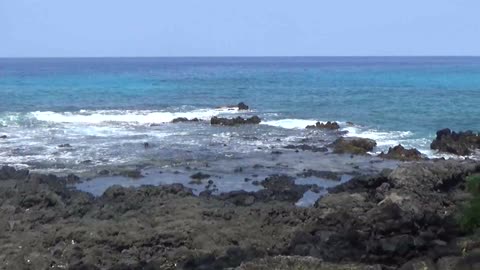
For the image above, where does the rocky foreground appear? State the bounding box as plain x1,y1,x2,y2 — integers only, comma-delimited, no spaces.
1,159,480,270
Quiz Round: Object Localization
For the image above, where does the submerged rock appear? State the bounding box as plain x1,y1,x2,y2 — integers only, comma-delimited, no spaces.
58,143,72,148
306,121,340,130
330,137,377,155
430,128,480,156
118,169,143,179
284,144,328,152
378,144,424,161
211,116,261,126
190,172,211,180
171,117,200,123
297,169,341,181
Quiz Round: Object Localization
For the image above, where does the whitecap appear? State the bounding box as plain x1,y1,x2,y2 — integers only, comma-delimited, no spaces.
261,119,318,129
31,107,241,125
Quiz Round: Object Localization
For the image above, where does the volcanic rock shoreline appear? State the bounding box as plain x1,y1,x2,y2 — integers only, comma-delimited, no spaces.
1,158,480,270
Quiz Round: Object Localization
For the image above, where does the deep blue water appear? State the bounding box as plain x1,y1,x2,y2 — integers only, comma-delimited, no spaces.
0,57,479,171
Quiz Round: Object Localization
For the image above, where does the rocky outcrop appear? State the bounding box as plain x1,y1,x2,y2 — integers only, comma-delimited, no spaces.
431,128,480,156
330,137,377,155
306,121,340,130
287,160,480,266
211,116,261,126
237,102,249,110
171,117,200,123
378,144,424,161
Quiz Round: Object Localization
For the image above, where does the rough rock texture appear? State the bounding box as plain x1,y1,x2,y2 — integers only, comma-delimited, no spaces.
211,116,261,126
306,121,340,130
378,145,424,161
288,160,480,267
430,128,480,156
1,160,480,269
171,117,200,123
236,256,382,270
330,137,377,155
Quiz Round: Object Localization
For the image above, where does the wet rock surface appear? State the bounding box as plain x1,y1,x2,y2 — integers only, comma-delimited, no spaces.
284,144,328,152
431,128,480,156
306,121,340,130
1,160,480,269
330,137,377,155
211,116,262,126
378,144,424,161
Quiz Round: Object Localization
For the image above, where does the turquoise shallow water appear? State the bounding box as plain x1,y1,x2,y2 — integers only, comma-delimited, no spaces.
0,57,479,171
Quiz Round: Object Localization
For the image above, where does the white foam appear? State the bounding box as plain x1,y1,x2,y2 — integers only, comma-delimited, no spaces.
342,126,413,146
261,119,318,129
31,108,240,125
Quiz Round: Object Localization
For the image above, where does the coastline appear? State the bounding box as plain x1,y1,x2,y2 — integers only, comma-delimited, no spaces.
1,106,480,269
1,158,480,269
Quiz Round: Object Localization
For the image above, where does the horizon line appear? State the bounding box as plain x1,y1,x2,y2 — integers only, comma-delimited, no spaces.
1,55,480,59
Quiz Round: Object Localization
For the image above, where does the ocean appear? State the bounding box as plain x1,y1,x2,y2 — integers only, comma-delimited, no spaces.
1,57,479,176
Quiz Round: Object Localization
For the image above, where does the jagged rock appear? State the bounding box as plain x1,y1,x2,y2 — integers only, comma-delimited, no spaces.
378,145,424,161
237,102,249,110
431,128,480,156
330,137,377,155
211,116,261,126
306,121,340,130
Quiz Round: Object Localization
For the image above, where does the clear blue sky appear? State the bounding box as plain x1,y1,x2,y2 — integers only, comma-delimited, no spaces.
1,0,479,57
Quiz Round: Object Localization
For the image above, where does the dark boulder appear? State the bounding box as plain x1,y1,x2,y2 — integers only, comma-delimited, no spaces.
171,117,200,123
0,135,7,139
378,145,424,161
210,116,261,126
430,128,480,156
306,121,340,130
330,137,377,155
190,172,211,180
237,102,249,110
